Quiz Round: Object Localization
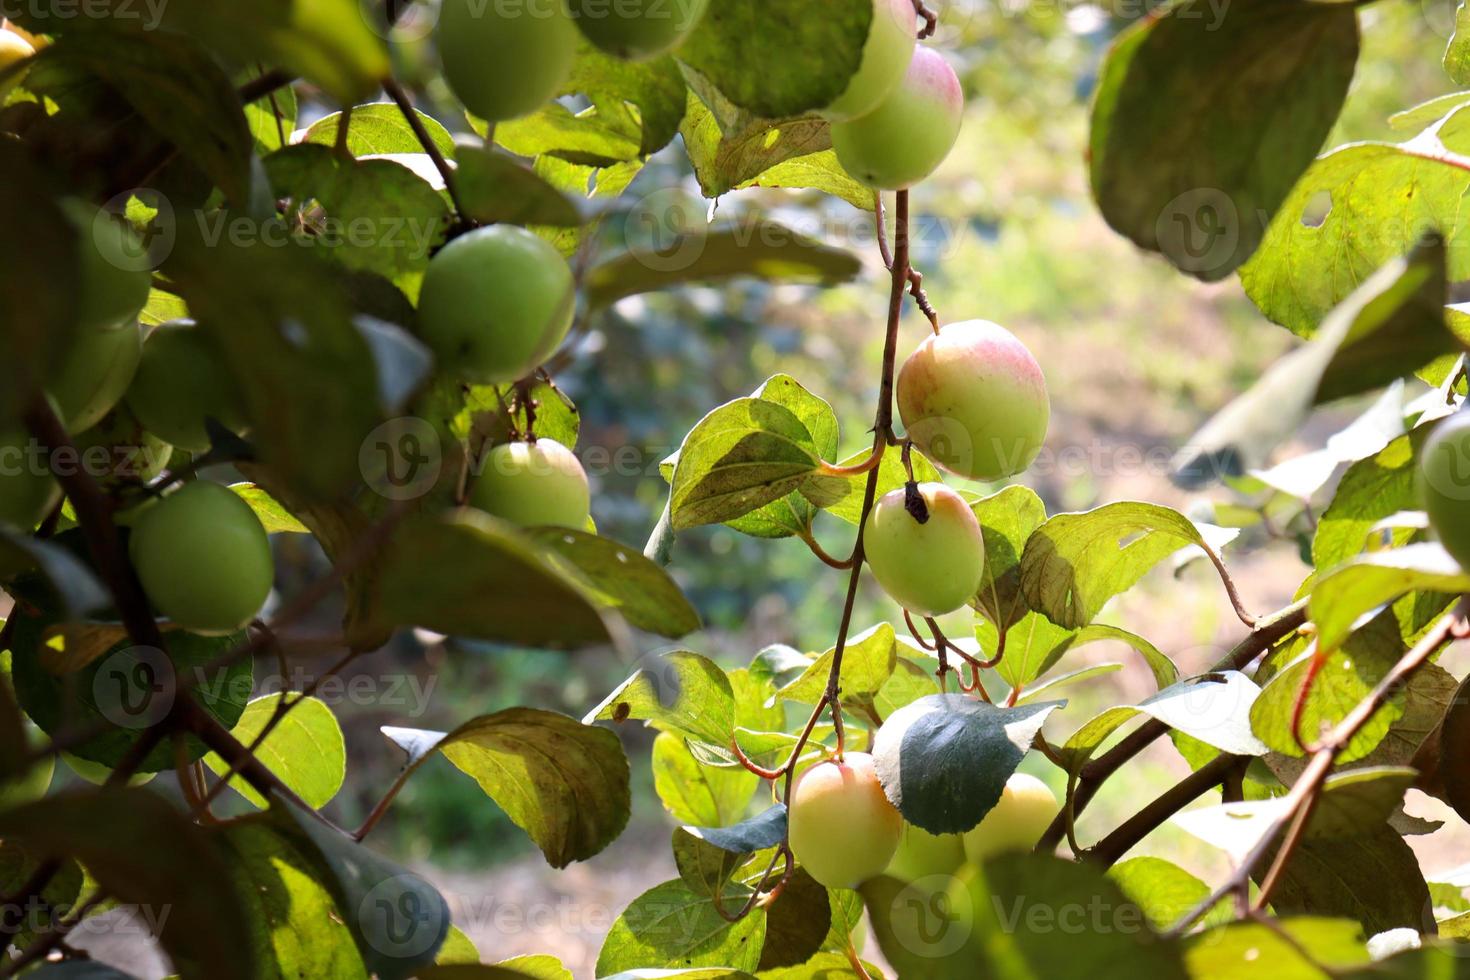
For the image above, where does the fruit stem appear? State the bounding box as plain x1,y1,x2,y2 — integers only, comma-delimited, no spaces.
912,0,939,40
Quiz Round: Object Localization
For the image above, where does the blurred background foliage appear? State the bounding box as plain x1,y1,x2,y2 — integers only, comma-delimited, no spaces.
187,0,1459,924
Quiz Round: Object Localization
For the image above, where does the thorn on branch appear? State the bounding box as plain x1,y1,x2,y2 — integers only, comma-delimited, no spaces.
912,0,939,39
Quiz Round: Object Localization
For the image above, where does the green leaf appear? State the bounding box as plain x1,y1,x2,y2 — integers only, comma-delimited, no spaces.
0,531,111,619
1257,825,1432,935
1315,430,1429,570
803,443,941,525
1307,767,1420,839
979,614,1176,690
1436,671,1470,827
275,806,450,979
1448,2,1470,85
156,0,390,104
585,650,736,747
777,623,898,707
455,145,586,228
1177,238,1455,484
585,228,862,311
242,70,296,153
11,611,250,773
164,229,382,501
669,398,822,530
229,483,310,534
971,486,1047,632
757,867,831,971
1184,918,1371,978
526,528,701,639
596,879,766,976
652,731,756,828
1089,0,1357,280
204,694,346,810
1107,857,1212,932
0,144,80,421
304,103,456,158
417,963,579,980
0,839,83,953
382,707,630,868
492,101,643,167
872,694,1064,834
37,30,254,205
1019,501,1230,629
566,42,687,156
1239,105,1470,335
264,143,450,286
673,811,782,899
376,511,615,648
434,927,481,966
0,788,255,980
678,0,872,120
215,816,368,979
1309,543,1470,652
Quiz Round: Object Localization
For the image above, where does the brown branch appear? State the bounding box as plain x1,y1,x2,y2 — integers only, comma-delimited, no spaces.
1036,600,1309,853
1086,753,1245,867
912,0,938,39
383,77,467,220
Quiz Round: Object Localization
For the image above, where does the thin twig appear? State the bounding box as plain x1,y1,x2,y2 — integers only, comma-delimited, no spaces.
1086,753,1244,867
382,77,466,219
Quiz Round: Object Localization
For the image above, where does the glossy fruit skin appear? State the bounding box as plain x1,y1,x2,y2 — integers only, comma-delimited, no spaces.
471,439,590,529
60,200,152,331
823,0,917,121
832,46,963,190
125,320,247,453
789,752,902,888
569,0,709,60
885,822,966,883
864,482,984,617
437,0,578,122
129,481,274,635
50,322,143,434
418,226,576,383
961,773,1057,864
898,320,1050,482
0,29,34,102
1422,411,1470,569
0,428,60,531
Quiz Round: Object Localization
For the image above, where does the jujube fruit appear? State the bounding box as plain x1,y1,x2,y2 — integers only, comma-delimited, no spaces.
125,320,247,453
863,482,984,617
128,481,274,635
568,0,709,60
789,752,902,888
832,46,963,190
961,772,1057,864
897,320,1049,482
60,200,152,332
822,0,917,121
885,822,966,883
437,0,578,122
470,439,590,529
1421,410,1470,569
0,427,60,531
417,225,576,383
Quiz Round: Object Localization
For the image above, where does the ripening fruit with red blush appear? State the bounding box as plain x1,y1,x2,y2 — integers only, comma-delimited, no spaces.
822,0,918,122
898,320,1050,482
863,482,984,616
832,46,963,190
789,752,902,888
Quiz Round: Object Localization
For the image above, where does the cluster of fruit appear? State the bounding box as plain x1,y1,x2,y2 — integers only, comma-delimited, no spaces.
789,751,1057,890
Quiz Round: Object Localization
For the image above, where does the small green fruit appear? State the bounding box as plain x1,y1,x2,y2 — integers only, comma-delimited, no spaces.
789,752,902,888
832,46,963,190
50,322,143,434
863,482,984,617
961,772,1057,864
885,822,966,884
823,0,917,121
129,481,274,635
125,320,247,453
470,439,590,529
569,0,709,60
1421,410,1470,569
60,200,152,331
73,404,173,490
898,320,1050,482
418,226,576,383
437,0,579,122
